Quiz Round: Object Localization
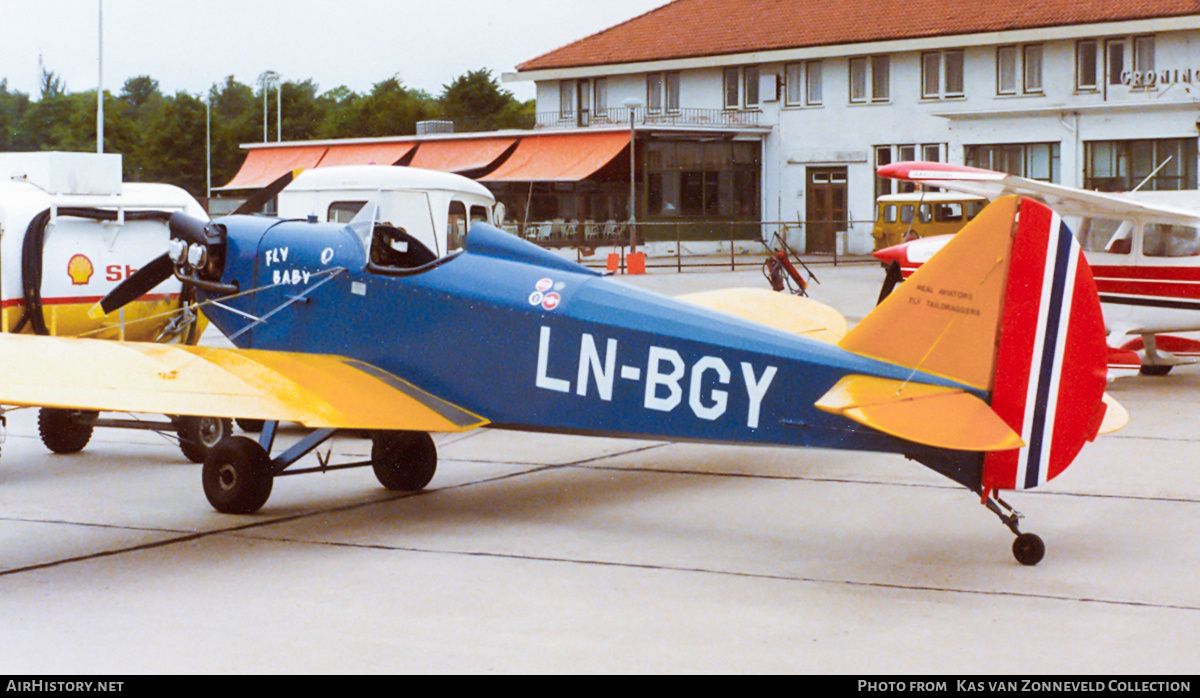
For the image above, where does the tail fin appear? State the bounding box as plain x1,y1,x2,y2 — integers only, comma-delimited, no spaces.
838,195,1109,491
982,198,1107,491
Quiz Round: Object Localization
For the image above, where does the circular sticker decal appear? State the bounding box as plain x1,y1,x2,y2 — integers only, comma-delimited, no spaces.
536,278,554,292
529,291,545,306
542,292,561,311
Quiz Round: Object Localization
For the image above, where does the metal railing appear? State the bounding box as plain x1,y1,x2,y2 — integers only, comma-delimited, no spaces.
534,107,762,130
498,219,878,272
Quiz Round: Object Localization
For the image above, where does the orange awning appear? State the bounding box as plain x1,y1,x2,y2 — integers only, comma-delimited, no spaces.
480,131,630,182
319,142,416,167
407,137,517,173
220,146,328,190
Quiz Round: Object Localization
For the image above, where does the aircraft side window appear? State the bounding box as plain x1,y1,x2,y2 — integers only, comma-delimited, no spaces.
878,204,897,223
1143,223,1200,258
965,201,985,220
448,201,468,251
470,205,489,225
918,203,933,224
370,224,438,270
899,205,914,224
1075,217,1130,254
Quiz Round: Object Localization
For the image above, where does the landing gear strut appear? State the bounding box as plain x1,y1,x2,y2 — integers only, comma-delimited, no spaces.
984,494,1045,566
201,424,439,514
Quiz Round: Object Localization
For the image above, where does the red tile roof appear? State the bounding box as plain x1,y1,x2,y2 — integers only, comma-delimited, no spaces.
517,0,1200,71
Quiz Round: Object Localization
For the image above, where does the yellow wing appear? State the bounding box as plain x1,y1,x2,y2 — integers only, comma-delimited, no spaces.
678,288,848,343
0,334,486,432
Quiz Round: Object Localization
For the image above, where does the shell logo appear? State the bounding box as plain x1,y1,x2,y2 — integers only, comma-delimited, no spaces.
67,254,95,286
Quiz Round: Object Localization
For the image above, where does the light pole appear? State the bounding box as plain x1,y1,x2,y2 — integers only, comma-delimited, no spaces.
96,0,103,153
622,97,642,252
259,70,280,142
206,89,212,201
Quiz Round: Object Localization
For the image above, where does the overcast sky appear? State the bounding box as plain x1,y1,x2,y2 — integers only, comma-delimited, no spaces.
0,0,670,101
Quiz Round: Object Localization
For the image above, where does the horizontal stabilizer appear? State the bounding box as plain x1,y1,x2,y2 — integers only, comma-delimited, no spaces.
0,334,487,432
815,375,1024,452
679,288,848,343
1099,393,1129,435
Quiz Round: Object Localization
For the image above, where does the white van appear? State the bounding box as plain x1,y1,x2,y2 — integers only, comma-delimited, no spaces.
276,166,505,258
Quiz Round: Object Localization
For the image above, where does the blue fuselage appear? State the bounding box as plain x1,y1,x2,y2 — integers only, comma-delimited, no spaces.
201,217,977,464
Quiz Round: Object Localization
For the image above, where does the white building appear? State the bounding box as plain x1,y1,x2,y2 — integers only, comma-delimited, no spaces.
508,0,1200,252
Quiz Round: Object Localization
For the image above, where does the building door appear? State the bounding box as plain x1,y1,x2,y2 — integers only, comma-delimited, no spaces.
806,167,847,253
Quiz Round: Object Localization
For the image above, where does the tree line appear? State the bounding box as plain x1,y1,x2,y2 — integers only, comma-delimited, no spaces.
0,68,534,198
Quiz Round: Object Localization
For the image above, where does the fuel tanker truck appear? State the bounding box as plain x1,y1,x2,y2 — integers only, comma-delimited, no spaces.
0,152,230,463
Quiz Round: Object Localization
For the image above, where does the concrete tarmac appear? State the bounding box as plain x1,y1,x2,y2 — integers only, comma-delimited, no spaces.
1,263,1198,674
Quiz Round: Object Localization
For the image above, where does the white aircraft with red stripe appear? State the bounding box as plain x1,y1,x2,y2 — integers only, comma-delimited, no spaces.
874,161,1200,378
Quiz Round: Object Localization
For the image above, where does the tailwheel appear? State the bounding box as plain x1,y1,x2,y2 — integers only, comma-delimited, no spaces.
1012,533,1046,566
984,492,1045,566
39,408,97,454
371,431,437,491
177,416,234,463
202,436,273,514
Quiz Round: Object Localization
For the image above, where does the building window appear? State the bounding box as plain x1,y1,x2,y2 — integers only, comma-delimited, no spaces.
850,55,889,103
594,78,608,117
922,50,964,99
997,46,1017,94
559,81,575,120
744,66,760,107
665,72,680,112
785,61,823,107
647,73,664,113
997,45,1042,95
723,66,761,109
1103,36,1160,89
724,67,740,109
1133,35,1156,87
1085,138,1197,191
965,143,1060,182
647,72,681,114
875,146,893,199
875,143,945,196
1106,39,1126,86
1023,45,1043,93
645,140,760,220
806,61,823,105
1076,40,1098,91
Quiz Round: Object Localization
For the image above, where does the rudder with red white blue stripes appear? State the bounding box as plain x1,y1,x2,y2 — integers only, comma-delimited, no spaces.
983,198,1108,492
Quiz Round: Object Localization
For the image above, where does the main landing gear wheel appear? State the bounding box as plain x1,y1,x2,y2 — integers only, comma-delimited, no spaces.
202,436,273,514
177,416,233,464
371,431,437,491
1012,533,1046,566
38,408,96,454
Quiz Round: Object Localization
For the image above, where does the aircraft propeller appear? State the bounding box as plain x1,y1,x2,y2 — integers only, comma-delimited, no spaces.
93,213,236,318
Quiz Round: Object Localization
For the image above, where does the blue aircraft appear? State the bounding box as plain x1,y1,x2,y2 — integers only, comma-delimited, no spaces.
0,193,1123,565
